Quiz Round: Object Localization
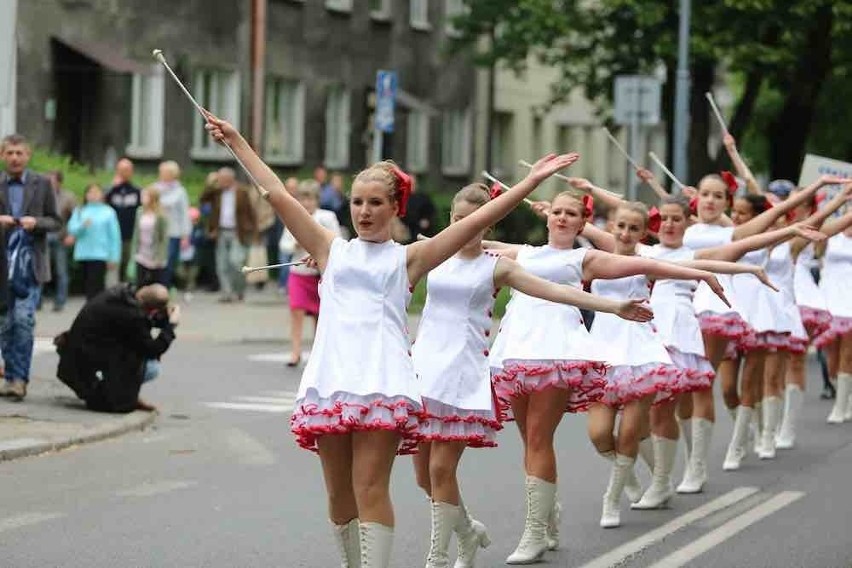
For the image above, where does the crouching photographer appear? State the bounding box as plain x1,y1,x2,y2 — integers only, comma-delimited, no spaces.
54,283,178,413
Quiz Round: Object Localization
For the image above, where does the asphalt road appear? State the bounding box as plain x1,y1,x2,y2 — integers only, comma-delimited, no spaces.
2,339,851,567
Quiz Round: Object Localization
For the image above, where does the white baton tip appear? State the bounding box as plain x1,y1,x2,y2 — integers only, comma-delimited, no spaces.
152,49,163,58
241,266,250,274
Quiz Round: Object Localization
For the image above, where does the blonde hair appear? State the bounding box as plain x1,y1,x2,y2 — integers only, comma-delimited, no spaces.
615,201,650,229
159,160,181,179
297,179,321,199
142,185,162,215
452,183,490,210
552,190,587,215
353,160,402,205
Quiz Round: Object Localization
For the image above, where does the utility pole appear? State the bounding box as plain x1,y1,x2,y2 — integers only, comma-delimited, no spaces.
484,25,496,172
673,0,691,189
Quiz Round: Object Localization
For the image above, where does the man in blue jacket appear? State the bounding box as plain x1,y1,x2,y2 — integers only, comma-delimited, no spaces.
0,134,61,401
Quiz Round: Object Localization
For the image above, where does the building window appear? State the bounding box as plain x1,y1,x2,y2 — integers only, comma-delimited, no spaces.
326,0,352,12
265,78,305,165
442,108,471,176
406,110,429,173
490,111,514,178
325,86,350,169
410,0,430,30
370,0,391,20
444,0,465,37
127,65,164,159
191,69,240,160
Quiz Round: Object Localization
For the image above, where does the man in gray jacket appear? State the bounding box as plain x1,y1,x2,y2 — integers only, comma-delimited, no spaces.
0,134,61,401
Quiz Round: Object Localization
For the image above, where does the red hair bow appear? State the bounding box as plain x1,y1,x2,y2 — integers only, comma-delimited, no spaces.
390,165,413,217
721,171,739,195
648,206,661,233
689,196,699,216
582,194,594,217
489,183,503,200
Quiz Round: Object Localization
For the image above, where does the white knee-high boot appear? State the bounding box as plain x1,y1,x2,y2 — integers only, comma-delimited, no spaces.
638,436,656,475
677,418,694,488
454,499,490,568
758,396,782,459
600,454,635,528
677,418,712,493
776,384,803,449
360,522,393,568
600,449,643,503
828,373,852,423
505,476,555,565
425,501,458,568
723,406,753,471
632,436,677,509
545,496,561,551
333,519,361,568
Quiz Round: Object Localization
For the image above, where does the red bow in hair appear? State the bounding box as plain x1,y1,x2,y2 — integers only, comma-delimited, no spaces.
721,171,739,196
390,165,413,217
582,194,594,217
489,183,503,200
689,196,699,216
647,206,661,233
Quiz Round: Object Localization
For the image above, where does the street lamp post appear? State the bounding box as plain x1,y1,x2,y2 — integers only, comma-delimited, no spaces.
673,0,691,189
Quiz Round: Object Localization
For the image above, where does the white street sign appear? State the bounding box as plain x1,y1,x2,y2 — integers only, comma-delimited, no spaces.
614,75,661,126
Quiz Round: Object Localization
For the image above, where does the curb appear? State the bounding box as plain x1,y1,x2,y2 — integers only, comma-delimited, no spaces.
0,410,158,462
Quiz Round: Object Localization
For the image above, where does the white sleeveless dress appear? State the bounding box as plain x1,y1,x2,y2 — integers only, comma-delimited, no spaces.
816,233,852,348
641,244,714,391
683,223,751,340
413,252,502,447
589,272,678,406
290,238,423,455
489,245,607,416
794,243,832,339
765,243,808,354
729,247,791,353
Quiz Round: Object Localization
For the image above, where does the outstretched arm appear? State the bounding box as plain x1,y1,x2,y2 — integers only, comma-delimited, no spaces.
494,257,653,322
791,183,852,256
733,177,826,240
675,259,777,291
566,177,624,211
699,223,824,262
819,210,852,239
406,153,579,283
204,112,336,268
723,133,762,195
580,222,616,252
582,249,729,306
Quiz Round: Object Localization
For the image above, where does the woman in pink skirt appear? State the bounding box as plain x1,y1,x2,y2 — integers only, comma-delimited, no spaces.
279,180,342,367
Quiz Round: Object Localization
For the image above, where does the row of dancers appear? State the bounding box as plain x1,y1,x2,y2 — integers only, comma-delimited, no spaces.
202,113,851,568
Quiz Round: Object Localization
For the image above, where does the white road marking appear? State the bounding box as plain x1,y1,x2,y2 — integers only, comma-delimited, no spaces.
580,487,760,568
116,480,197,498
204,402,294,413
33,338,56,356
647,491,805,568
248,351,311,363
224,428,276,466
0,512,64,534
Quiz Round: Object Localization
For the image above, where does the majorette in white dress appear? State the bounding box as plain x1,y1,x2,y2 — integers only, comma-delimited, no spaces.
640,245,715,391
589,272,679,406
794,243,832,338
816,233,852,348
489,245,607,416
765,242,809,354
290,238,423,455
683,224,751,340
412,252,502,447
729,247,792,352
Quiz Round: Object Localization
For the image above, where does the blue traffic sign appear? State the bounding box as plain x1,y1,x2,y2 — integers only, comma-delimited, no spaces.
375,70,397,133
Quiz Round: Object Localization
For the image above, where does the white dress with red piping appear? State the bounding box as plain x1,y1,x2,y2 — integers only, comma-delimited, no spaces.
290,238,423,454
683,223,751,340
794,243,832,339
816,233,852,348
764,243,808,354
489,245,607,417
412,252,502,447
589,271,679,406
641,244,714,391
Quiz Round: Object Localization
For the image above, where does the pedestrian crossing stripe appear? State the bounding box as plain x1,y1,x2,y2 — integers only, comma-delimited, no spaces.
203,392,297,414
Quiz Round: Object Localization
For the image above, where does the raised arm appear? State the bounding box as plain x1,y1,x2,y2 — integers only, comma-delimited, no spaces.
494,257,653,322
582,249,729,306
723,134,762,195
790,183,852,256
566,177,624,211
406,153,579,284
733,178,824,240
204,112,336,268
580,222,616,252
819,210,852,239
636,168,669,199
698,223,824,262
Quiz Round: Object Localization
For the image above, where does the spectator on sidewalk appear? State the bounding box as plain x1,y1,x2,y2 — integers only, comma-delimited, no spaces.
276,176,299,293
105,158,141,282
197,171,220,291
45,170,77,312
316,166,341,213
0,134,61,402
279,180,341,366
401,180,436,243
54,283,178,413
248,173,276,290
328,172,350,234
67,183,122,300
206,167,257,303
154,160,191,289
128,186,169,287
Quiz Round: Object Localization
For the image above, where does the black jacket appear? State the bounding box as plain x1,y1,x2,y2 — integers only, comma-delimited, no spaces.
56,284,175,413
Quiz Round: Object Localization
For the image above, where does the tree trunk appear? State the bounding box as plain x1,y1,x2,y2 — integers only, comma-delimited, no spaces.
687,60,716,183
768,5,834,180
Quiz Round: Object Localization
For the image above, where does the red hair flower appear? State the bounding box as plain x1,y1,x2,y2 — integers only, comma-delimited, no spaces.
647,206,661,233
390,165,413,217
689,196,699,216
489,183,503,200
721,171,739,196
582,194,594,218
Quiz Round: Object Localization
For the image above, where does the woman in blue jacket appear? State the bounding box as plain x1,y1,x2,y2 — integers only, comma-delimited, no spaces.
67,183,121,299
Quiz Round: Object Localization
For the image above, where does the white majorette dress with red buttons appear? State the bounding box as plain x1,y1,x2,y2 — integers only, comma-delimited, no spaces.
489,245,607,417
683,224,751,341
764,243,809,354
794,243,832,340
815,233,852,348
640,245,715,392
413,251,503,446
589,272,679,406
290,237,423,455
